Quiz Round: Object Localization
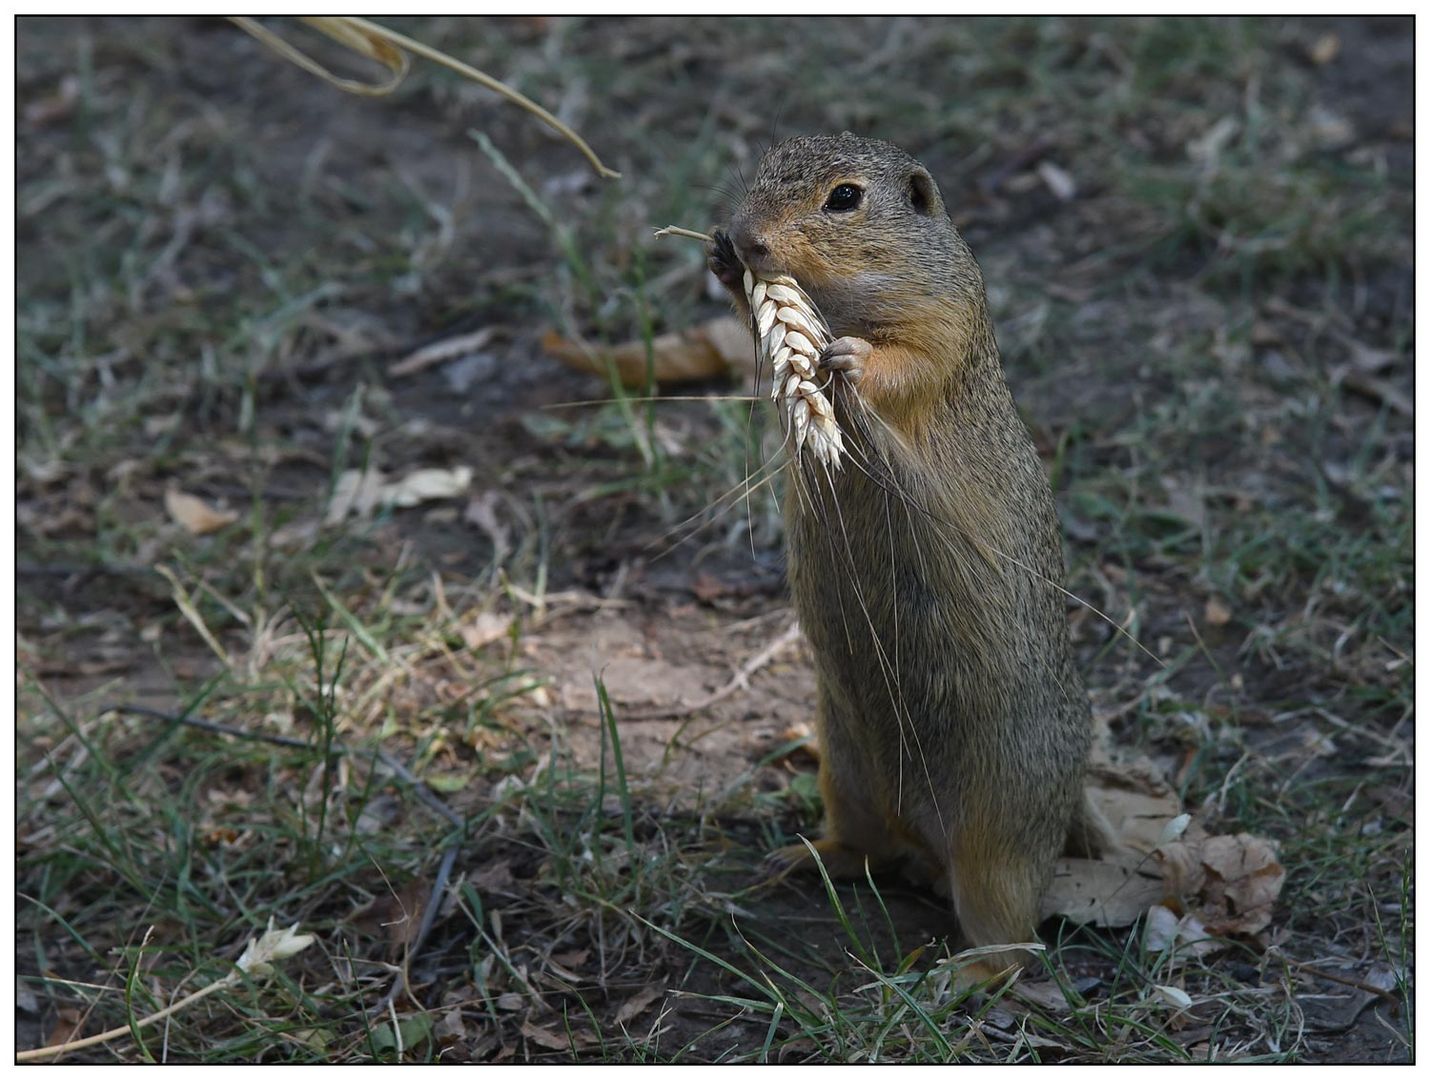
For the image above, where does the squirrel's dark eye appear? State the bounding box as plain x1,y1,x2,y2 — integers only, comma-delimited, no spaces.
823,183,862,212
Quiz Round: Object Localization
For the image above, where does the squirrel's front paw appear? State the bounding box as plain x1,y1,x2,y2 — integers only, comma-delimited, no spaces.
819,336,871,385
707,229,744,292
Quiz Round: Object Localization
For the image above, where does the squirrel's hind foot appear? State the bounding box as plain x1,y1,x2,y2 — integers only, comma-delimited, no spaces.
765,837,884,882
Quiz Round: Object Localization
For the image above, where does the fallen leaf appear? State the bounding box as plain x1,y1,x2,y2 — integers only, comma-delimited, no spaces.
520,1020,572,1051
1152,984,1193,1010
542,316,752,387
1158,814,1192,847
1296,963,1398,1033
1036,161,1077,201
1143,904,1182,953
435,1008,468,1045
45,1007,84,1049
386,467,473,507
1143,905,1221,958
326,466,473,523
1187,116,1240,168
165,488,239,535
1083,758,1195,853
16,979,40,1015
469,859,515,893
615,983,666,1026
1308,32,1340,65
1249,320,1281,347
23,75,79,126
460,611,512,652
1044,759,1284,937
1042,856,1166,927
1008,978,1075,1013
326,468,388,524
1194,833,1284,935
1203,596,1232,626
388,327,498,377
464,492,510,557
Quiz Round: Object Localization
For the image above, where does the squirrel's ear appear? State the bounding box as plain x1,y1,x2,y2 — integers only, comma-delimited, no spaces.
908,169,941,217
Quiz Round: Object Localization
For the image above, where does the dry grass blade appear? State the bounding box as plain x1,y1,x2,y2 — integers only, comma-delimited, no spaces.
744,269,845,469
229,16,408,95
230,16,620,179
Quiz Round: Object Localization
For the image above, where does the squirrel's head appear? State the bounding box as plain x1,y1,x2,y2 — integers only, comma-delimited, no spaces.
728,132,983,336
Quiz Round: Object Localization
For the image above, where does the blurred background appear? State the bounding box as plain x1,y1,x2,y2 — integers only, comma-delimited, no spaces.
16,17,1412,1063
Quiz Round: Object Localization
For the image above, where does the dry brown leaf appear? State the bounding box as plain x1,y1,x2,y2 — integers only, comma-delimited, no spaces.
1192,833,1285,935
1204,595,1233,626
469,859,515,893
542,317,751,387
1008,978,1075,1013
434,1007,468,1045
1042,856,1166,927
460,612,513,652
1044,759,1284,936
165,488,239,536
45,1007,84,1049
519,1021,567,1050
1083,758,1199,853
614,983,667,1027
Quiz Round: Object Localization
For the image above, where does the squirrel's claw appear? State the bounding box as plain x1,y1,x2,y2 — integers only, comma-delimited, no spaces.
820,336,871,385
707,229,744,292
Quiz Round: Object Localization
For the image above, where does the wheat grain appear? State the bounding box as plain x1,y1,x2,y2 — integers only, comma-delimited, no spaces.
743,269,844,468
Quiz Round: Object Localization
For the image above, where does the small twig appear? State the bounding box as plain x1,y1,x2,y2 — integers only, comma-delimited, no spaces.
17,973,235,1062
1279,956,1401,1009
617,619,801,721
653,225,714,244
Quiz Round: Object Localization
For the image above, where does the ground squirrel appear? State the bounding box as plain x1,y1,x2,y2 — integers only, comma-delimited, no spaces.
708,133,1106,974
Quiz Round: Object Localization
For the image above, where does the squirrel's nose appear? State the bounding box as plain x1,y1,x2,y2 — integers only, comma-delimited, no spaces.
730,220,774,275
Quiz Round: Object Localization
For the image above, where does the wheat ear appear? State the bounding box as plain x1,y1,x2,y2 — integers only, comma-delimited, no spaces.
742,269,845,469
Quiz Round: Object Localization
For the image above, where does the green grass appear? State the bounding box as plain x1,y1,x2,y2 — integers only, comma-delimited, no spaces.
17,15,1410,1063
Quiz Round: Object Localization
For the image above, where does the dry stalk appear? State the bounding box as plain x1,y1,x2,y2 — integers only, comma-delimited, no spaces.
16,920,314,1062
231,16,620,179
